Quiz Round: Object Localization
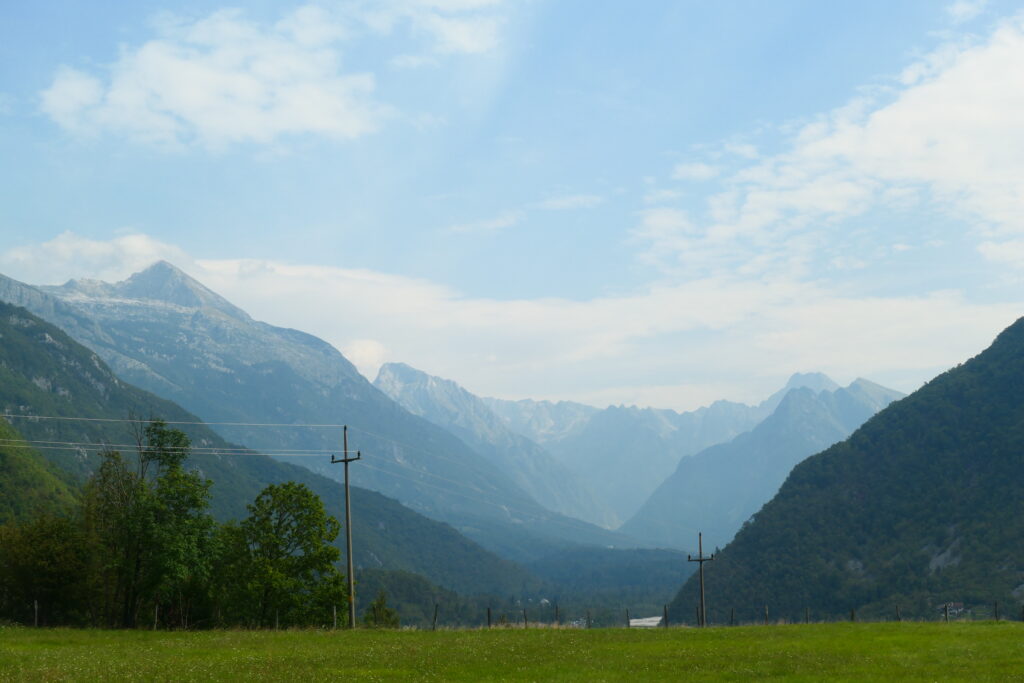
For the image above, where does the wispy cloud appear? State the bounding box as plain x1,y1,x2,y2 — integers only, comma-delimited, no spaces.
6,232,1017,408
445,210,523,234
537,194,604,210
636,14,1024,279
39,2,511,149
643,189,683,204
947,0,988,24
40,7,385,148
671,162,719,181
0,231,191,285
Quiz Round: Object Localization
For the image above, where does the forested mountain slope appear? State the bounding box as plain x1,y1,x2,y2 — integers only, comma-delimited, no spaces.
0,301,542,597
670,317,1024,622
0,420,78,524
622,379,902,550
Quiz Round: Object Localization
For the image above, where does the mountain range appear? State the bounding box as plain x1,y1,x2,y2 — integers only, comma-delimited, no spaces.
621,379,903,550
670,316,1024,622
0,263,633,561
486,372,851,523
374,362,617,528
0,299,541,597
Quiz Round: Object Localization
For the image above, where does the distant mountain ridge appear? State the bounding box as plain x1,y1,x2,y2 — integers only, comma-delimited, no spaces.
0,263,632,561
0,300,540,597
621,378,903,550
670,316,1024,622
487,372,845,522
374,362,618,528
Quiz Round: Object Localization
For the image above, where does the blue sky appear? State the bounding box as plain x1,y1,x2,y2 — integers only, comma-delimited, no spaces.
2,0,1024,409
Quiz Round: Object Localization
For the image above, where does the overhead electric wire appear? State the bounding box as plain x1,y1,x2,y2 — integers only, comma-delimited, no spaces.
0,437,336,455
1,413,517,476
0,413,609,534
0,413,348,429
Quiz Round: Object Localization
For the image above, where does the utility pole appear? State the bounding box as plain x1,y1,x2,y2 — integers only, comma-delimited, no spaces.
332,425,361,629
688,532,715,627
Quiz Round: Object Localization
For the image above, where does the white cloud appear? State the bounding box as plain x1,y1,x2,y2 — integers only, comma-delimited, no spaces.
0,231,191,285
40,7,387,148
348,0,507,55
947,0,988,24
635,14,1024,279
185,256,1024,409
11,233,1017,409
445,210,523,234
671,162,719,181
343,338,390,378
537,194,604,210
39,2,511,148
723,142,759,159
643,189,683,204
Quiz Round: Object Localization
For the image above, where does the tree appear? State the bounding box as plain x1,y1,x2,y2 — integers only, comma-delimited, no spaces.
81,420,213,628
0,515,90,625
362,590,400,629
215,482,346,628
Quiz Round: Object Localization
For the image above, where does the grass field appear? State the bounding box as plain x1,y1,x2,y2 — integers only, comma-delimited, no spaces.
2,622,1024,681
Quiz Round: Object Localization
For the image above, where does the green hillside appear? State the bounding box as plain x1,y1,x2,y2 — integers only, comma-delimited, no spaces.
0,301,541,598
0,420,77,524
670,317,1024,623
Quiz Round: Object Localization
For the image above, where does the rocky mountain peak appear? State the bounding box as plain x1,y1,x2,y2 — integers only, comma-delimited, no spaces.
53,261,250,321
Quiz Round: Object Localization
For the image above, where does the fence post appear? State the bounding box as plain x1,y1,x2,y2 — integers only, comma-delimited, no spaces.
730,607,735,626
626,608,630,627
154,604,159,631
586,610,592,629
433,604,439,631
487,607,492,629
663,605,668,628
554,603,559,626
896,604,901,622
850,608,856,623
523,609,528,629
805,607,809,624
763,605,768,625
333,605,337,630
944,603,949,623
34,600,39,628
994,602,999,621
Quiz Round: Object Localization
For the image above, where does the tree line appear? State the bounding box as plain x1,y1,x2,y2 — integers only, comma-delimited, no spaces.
0,420,394,629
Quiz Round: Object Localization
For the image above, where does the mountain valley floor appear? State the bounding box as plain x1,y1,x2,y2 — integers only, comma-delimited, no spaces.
2,622,1022,681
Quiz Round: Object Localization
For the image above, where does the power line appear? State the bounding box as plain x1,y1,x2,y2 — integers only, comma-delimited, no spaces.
0,413,348,429
1,414,618,539
0,438,335,455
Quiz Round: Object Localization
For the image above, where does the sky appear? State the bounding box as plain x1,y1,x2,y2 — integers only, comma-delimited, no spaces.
2,0,1024,410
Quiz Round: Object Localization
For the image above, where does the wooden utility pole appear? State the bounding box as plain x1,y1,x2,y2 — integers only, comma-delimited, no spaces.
332,425,361,629
688,532,715,627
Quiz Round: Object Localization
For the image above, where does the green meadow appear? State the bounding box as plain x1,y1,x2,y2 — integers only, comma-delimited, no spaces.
2,621,1023,681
